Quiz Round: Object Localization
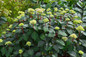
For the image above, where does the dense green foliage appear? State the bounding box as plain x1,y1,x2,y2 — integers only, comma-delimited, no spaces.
74,1,86,21
0,0,86,57
0,7,86,57
0,0,40,36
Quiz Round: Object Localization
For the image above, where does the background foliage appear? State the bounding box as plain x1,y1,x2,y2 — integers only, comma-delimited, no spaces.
0,0,41,36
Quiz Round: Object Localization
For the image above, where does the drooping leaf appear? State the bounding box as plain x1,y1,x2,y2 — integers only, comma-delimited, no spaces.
1,47,6,56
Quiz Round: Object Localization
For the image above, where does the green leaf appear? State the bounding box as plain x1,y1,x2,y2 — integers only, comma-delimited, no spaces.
35,52,41,57
23,24,28,28
82,53,86,57
12,23,18,28
1,47,6,56
80,39,86,47
43,26,49,32
23,52,28,57
22,34,28,41
33,0,37,2
27,29,33,36
56,40,65,46
52,53,58,57
28,49,34,56
81,31,86,36
63,40,73,51
13,51,18,56
68,51,76,57
39,20,43,23
1,17,7,21
67,29,73,34
31,32,39,41
40,34,45,40
48,29,55,37
53,45,59,52
15,29,21,33
45,45,52,51
6,33,12,37
38,41,44,47
34,26,38,31
58,30,67,36
48,32,55,37
8,47,13,53
6,52,10,57
44,0,50,3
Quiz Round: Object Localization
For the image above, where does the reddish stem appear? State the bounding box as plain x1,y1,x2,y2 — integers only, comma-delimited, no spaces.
16,35,18,39
60,16,62,21
65,21,68,29
72,38,74,42
4,35,6,39
55,32,58,37
7,22,9,26
33,24,35,30
79,31,80,37
49,16,51,22
54,15,56,21
21,26,24,34
63,18,65,21
67,21,68,25
63,51,67,57
40,16,42,20
23,20,24,23
77,31,80,41
14,0,17,2
37,13,39,19
49,16,51,26
45,23,46,26
30,15,33,18
18,20,21,24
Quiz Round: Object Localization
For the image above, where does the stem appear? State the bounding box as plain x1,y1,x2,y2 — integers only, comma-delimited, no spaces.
20,55,22,57
63,51,67,57
18,20,21,24
55,32,58,37
67,21,68,25
16,34,18,40
63,18,65,21
60,16,62,21
49,15,51,26
37,0,39,4
45,23,46,27
7,22,9,26
23,20,24,23
40,16,42,20
79,31,80,37
21,26,24,34
30,15,33,18
54,15,56,21
72,38,74,42
37,13,39,19
80,55,81,57
4,35,6,39
77,31,80,41
33,24,35,31
49,15,51,22
65,21,68,28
